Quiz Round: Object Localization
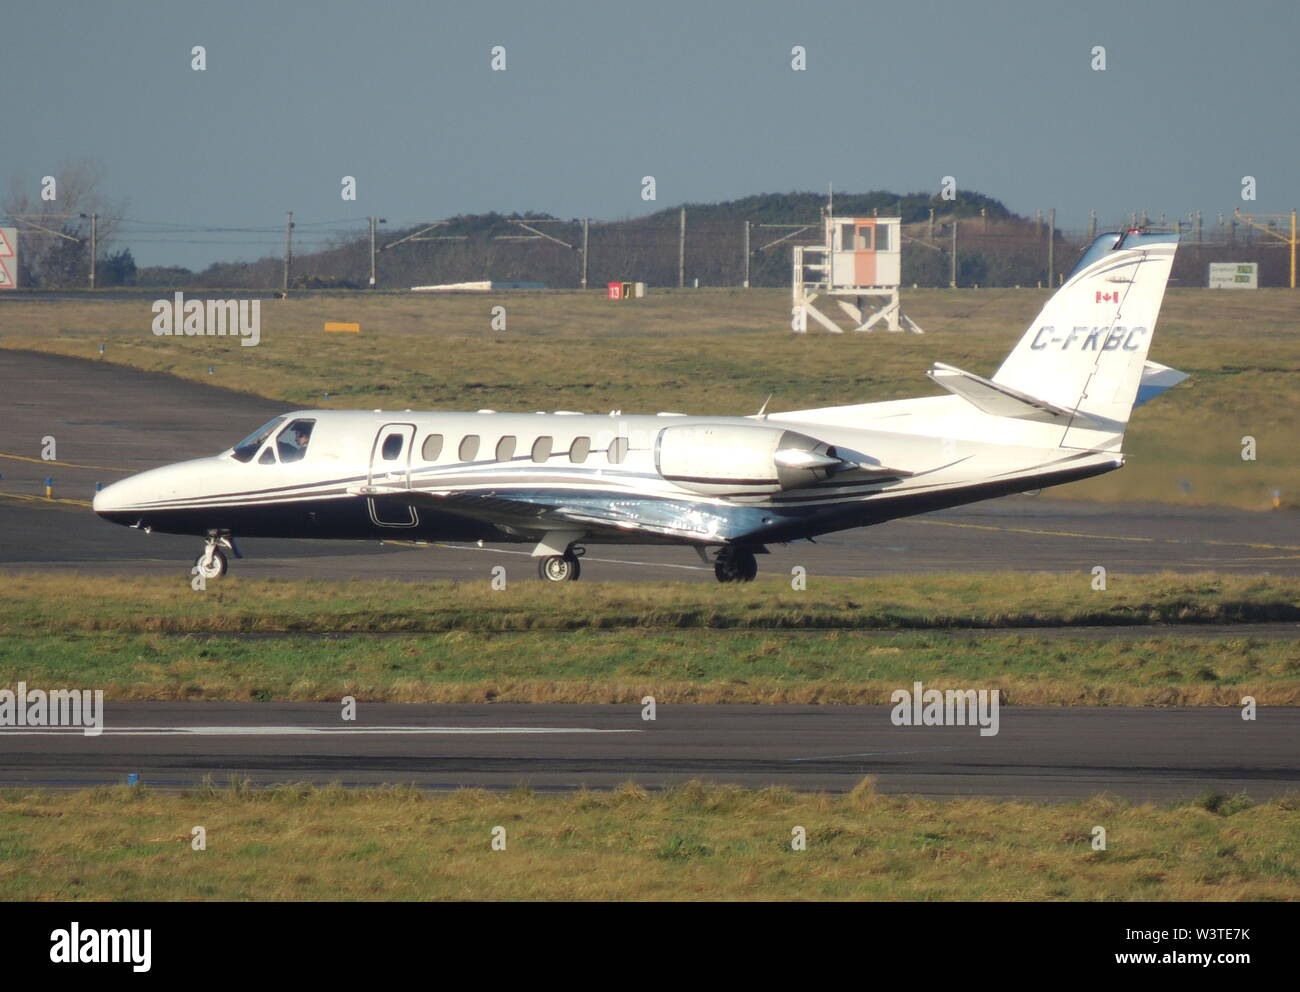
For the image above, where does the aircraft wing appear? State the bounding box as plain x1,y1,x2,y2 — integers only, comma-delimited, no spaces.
346,485,723,543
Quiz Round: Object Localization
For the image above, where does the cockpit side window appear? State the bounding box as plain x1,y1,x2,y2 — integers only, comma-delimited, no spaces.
275,419,317,463
230,417,286,463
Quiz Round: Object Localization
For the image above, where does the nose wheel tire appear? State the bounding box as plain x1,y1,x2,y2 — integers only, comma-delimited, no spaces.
194,548,228,580
714,547,758,583
539,552,581,582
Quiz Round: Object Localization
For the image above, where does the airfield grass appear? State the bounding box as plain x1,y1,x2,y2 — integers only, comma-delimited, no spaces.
1,287,1297,510
5,570,1300,634
3,629,1298,707
1,572,1297,705
0,780,1296,900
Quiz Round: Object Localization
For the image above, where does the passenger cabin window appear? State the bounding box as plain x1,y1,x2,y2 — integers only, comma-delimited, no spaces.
380,433,404,461
569,437,591,463
229,417,285,463
608,437,629,464
496,436,517,461
458,435,480,461
276,419,316,463
531,436,552,463
421,434,443,461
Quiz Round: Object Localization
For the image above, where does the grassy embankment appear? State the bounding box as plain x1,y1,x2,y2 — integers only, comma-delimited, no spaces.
2,572,1297,705
0,781,1295,901
1,287,1297,509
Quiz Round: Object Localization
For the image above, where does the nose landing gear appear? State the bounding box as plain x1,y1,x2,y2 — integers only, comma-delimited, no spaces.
194,534,238,580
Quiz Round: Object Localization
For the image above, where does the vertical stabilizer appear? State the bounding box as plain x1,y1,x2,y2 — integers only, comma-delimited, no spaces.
992,231,1178,449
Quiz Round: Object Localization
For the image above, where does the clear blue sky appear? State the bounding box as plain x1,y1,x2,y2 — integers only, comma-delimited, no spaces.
4,0,1297,268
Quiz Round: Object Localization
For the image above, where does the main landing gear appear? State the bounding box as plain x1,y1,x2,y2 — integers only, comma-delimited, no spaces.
713,546,758,583
538,545,584,582
193,535,238,580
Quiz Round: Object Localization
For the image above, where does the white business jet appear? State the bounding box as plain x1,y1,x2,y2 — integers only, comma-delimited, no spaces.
94,230,1185,583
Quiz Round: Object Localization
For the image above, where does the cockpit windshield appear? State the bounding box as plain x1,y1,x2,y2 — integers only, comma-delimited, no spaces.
228,417,286,462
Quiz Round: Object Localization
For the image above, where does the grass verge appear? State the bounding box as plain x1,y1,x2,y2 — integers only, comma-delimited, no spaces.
1,780,1295,900
3,571,1299,634
3,629,1298,705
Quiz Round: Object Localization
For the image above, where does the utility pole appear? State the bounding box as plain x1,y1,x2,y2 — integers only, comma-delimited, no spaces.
88,212,97,289
581,218,589,289
678,207,686,288
742,220,750,288
283,210,294,296
1047,208,1055,286
950,219,958,288
369,217,377,288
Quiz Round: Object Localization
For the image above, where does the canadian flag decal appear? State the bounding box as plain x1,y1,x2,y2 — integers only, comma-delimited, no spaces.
1096,291,1119,303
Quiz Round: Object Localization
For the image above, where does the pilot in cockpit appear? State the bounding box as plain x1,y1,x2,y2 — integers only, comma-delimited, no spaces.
277,420,314,462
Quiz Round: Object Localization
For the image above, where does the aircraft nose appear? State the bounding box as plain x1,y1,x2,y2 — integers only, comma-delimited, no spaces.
92,462,194,520
93,475,144,519
93,456,227,524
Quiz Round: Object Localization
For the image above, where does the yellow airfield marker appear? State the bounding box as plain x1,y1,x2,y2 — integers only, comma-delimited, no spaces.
325,322,361,333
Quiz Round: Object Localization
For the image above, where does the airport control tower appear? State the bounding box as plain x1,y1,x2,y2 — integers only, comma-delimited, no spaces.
791,212,923,334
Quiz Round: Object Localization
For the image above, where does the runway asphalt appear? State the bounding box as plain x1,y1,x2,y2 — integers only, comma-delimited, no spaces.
2,701,1295,800
2,349,1299,582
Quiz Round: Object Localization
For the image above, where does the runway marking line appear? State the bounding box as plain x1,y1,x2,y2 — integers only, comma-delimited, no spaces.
0,725,641,736
433,542,710,571
0,490,93,508
788,746,962,762
0,451,129,472
907,518,1300,553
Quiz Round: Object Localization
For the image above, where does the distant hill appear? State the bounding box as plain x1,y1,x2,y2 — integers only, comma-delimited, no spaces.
642,190,1014,226
164,189,1033,291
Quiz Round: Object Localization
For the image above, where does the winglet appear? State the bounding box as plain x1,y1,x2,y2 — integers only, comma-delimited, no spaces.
1134,361,1189,408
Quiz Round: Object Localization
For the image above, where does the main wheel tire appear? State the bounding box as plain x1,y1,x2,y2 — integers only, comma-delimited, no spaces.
194,548,228,579
538,553,581,582
735,549,758,582
713,547,758,583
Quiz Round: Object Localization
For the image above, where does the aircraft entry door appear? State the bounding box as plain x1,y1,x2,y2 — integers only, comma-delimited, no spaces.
367,423,418,527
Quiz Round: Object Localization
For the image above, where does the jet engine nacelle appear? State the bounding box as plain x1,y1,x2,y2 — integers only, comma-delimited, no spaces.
655,423,842,496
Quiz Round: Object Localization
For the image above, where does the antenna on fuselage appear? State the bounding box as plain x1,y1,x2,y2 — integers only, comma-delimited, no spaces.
756,394,773,419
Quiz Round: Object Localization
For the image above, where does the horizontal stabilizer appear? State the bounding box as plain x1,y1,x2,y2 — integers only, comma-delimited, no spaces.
926,362,1080,424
